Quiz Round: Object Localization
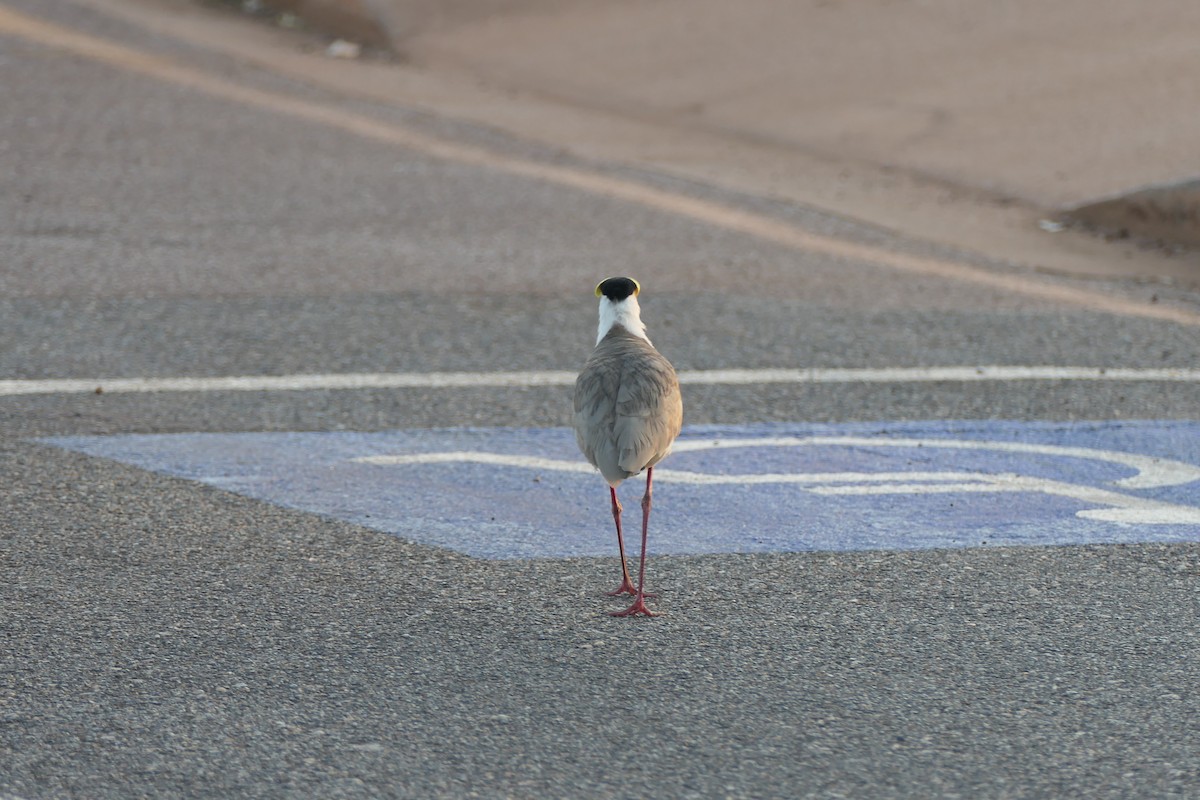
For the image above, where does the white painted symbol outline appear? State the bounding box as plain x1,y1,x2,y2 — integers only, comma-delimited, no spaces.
354,436,1200,526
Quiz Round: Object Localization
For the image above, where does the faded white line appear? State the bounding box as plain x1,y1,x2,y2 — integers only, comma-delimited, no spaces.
4,366,1200,398
2,5,1199,325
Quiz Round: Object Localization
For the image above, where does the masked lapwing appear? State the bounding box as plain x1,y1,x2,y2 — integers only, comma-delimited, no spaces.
574,277,683,617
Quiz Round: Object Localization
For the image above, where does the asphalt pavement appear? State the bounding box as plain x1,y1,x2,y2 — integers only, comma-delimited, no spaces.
3,1,1200,797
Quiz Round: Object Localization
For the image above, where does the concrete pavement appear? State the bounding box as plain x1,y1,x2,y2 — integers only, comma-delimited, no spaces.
240,0,1200,260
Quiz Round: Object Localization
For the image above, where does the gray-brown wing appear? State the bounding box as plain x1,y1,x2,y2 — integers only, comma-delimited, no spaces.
612,348,682,476
573,345,626,483
573,329,682,485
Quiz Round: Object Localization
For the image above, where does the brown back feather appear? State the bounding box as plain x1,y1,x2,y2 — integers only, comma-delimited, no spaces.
574,326,683,486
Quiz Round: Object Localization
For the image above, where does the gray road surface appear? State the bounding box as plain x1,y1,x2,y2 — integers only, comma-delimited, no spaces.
3,1,1200,797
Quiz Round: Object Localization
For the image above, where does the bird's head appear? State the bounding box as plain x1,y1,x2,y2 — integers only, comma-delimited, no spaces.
594,276,649,344
595,276,640,302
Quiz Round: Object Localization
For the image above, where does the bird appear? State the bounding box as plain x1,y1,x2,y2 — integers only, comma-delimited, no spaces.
573,277,683,617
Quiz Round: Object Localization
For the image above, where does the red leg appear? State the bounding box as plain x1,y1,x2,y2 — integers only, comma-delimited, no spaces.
612,468,659,617
604,486,638,596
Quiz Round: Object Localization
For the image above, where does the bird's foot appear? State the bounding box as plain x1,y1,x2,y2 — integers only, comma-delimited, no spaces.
609,592,659,618
604,579,657,598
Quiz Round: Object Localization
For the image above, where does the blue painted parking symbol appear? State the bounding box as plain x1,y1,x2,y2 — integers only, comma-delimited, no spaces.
42,421,1200,558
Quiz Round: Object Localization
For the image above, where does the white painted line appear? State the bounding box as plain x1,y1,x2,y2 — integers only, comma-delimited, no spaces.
0,371,575,397
681,366,1200,385
808,482,1026,495
356,451,599,474
4,366,1200,398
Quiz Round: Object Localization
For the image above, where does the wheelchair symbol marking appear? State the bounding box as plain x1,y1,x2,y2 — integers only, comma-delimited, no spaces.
355,435,1200,525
